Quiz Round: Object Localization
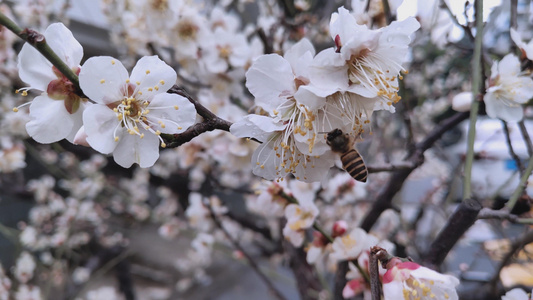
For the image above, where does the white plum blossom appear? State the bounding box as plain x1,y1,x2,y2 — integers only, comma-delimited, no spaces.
510,28,533,61
230,38,337,182
14,285,41,300
330,227,368,261
485,54,533,122
14,252,36,284
284,198,319,232
79,55,197,168
311,7,420,114
501,288,531,300
17,23,86,143
382,259,460,300
201,27,250,73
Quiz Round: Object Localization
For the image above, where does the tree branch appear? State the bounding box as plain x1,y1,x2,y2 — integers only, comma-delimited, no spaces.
203,198,288,300
0,11,82,94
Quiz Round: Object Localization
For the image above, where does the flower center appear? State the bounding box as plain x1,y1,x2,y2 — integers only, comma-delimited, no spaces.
177,20,199,41
347,51,403,105
47,66,84,114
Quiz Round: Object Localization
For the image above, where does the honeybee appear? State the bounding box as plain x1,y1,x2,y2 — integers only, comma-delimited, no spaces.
326,129,368,182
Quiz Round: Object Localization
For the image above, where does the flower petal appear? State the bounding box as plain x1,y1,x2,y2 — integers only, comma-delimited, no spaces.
45,23,84,68
230,114,286,142
130,56,177,98
112,130,160,168
18,46,54,91
485,92,524,122
146,93,197,134
79,56,129,104
25,95,74,143
245,54,295,113
83,104,121,154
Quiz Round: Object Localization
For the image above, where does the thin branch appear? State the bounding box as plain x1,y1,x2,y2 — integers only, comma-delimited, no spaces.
502,121,524,172
360,111,470,232
0,11,82,94
505,153,533,211
369,247,382,300
477,208,519,222
203,198,288,300
439,0,474,41
381,0,393,25
518,121,533,157
367,162,414,173
164,86,233,147
462,0,484,201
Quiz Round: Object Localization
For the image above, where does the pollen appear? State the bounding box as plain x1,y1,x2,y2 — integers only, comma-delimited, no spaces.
145,70,150,74
148,88,153,92
136,81,141,85
100,79,105,84
114,136,119,142
111,60,116,65
161,142,167,148
140,133,145,139
12,107,18,112
15,89,19,94
126,79,130,83
174,105,179,110
160,80,165,85
178,126,182,130
154,86,159,91
22,91,28,96
155,130,161,135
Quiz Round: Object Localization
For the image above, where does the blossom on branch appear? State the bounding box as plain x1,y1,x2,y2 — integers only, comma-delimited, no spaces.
17,23,86,143
78,55,196,168
485,54,533,122
382,259,460,300
230,38,337,182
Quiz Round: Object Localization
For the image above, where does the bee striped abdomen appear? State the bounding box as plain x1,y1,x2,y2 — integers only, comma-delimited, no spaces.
341,149,367,182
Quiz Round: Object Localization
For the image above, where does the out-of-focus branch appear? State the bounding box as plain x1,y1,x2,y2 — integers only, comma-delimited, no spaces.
367,162,415,173
165,86,232,147
439,0,474,41
505,153,533,210
423,198,482,268
381,0,393,24
0,11,82,94
360,111,470,232
502,121,524,172
203,198,288,300
518,121,533,157
257,28,274,55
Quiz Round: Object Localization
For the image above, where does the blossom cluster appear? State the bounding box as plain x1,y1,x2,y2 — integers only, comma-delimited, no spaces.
231,6,420,182
15,23,197,168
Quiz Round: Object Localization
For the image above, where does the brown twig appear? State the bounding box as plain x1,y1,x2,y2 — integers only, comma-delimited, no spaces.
369,247,382,300
502,121,524,172
518,121,533,157
360,111,470,232
367,162,415,173
477,208,519,223
423,198,482,269
164,86,232,147
203,198,288,300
